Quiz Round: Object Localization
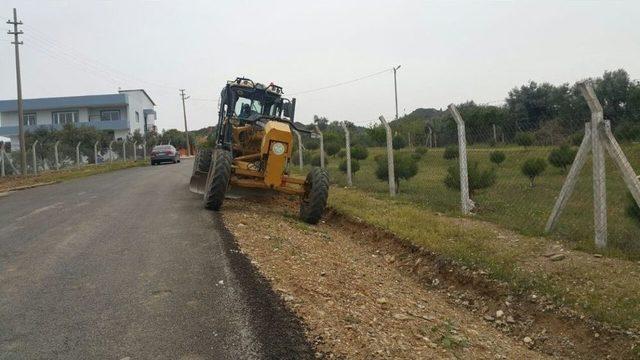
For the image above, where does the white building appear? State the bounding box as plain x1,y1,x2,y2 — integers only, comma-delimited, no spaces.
0,89,157,148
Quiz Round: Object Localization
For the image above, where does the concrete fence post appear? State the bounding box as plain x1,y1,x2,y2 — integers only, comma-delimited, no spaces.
341,122,352,187
314,125,324,169
546,81,640,249
448,104,472,215
0,142,5,177
545,123,592,233
378,116,396,196
579,81,607,248
76,142,81,168
427,126,433,148
492,124,498,143
94,141,99,165
122,140,127,162
109,140,114,164
32,140,39,175
133,141,137,162
143,142,147,161
54,140,60,170
602,120,640,214
293,130,304,171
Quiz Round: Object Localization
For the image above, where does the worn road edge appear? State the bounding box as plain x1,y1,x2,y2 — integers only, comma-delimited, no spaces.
214,213,316,359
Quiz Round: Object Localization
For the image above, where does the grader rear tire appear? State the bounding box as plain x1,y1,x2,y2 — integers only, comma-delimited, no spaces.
204,149,232,211
299,167,330,224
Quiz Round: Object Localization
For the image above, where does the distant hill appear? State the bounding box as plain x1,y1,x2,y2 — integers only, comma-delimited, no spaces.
389,108,444,138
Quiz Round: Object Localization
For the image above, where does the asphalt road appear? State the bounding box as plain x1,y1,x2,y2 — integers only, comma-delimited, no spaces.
0,160,313,359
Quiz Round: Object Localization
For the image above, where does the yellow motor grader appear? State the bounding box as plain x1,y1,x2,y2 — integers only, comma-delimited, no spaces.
189,77,329,224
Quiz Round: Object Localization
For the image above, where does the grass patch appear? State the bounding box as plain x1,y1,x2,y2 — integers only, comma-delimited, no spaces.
329,187,640,330
0,161,148,193
301,144,640,259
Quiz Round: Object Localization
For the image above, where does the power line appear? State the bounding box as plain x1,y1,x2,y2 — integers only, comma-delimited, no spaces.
289,68,392,96
22,23,180,91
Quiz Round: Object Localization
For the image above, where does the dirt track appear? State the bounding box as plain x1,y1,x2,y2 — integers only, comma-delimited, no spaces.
222,195,639,359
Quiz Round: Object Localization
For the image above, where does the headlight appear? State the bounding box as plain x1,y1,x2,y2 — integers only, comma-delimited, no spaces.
271,142,286,155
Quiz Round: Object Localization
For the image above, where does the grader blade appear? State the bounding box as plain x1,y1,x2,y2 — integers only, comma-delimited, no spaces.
189,173,207,195
188,149,210,195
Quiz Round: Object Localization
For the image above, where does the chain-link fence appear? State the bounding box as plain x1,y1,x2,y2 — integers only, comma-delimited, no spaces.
0,139,149,176
321,82,640,258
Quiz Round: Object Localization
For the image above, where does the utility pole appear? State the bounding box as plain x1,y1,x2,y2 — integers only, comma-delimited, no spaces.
7,8,26,175
179,89,191,156
393,65,401,120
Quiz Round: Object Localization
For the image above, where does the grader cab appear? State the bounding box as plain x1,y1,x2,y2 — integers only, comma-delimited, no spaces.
189,77,329,224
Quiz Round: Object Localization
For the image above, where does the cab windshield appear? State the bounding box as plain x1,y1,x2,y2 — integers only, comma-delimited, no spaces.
235,97,264,119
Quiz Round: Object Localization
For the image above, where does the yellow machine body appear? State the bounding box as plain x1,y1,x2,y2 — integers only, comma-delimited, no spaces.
229,120,306,195
261,121,293,187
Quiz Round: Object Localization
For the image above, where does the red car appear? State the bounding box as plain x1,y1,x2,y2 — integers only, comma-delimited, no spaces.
150,145,181,165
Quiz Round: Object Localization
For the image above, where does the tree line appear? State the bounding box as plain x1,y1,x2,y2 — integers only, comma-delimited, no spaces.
391,69,640,147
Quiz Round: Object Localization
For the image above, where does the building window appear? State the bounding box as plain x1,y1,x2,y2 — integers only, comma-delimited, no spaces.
52,111,79,125
135,111,140,123
24,113,37,126
100,110,120,121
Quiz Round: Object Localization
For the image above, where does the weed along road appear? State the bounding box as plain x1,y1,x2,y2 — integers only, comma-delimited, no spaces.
0,159,313,359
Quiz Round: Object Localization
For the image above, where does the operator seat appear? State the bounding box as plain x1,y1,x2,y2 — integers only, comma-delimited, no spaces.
239,103,251,119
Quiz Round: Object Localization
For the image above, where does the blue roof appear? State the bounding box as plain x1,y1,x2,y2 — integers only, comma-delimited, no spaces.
0,93,128,112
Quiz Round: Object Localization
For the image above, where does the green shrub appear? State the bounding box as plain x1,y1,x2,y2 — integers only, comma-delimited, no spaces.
325,142,341,157
337,149,346,158
311,153,328,167
521,158,547,187
305,139,320,150
291,149,312,166
615,122,640,142
548,144,577,172
570,131,584,146
339,159,360,175
443,145,459,160
444,161,496,195
515,132,534,148
411,152,422,160
489,151,506,166
375,153,418,193
392,135,407,150
628,192,640,225
415,146,428,156
350,145,369,160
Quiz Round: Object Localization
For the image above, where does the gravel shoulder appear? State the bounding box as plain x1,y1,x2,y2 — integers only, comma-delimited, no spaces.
222,196,546,359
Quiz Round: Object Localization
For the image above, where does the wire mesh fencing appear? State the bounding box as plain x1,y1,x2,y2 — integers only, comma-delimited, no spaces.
322,87,640,258
0,139,146,177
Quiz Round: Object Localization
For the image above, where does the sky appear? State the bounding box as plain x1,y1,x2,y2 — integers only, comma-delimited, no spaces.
0,0,639,131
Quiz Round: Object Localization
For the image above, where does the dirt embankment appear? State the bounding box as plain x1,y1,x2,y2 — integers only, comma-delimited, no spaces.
222,196,638,359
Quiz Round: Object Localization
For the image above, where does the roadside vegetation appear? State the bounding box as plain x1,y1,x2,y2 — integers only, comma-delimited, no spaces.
295,144,640,259
0,160,147,193
327,187,640,331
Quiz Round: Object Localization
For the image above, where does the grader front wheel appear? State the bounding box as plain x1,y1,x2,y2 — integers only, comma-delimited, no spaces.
204,149,232,211
299,167,330,224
